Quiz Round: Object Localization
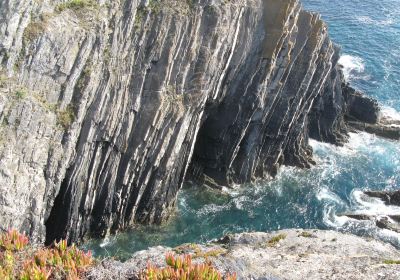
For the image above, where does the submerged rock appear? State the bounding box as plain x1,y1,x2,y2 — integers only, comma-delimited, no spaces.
365,190,400,206
376,217,400,234
339,213,373,221
340,190,400,234
86,230,400,280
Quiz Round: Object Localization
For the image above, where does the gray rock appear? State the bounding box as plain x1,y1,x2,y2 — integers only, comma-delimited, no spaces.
340,213,374,221
365,190,400,206
86,230,400,280
343,84,380,124
0,0,397,244
376,217,400,234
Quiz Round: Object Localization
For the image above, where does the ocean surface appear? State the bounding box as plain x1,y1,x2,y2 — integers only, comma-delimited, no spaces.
85,0,400,259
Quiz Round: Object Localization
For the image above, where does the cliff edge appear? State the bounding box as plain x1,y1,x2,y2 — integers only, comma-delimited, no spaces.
87,229,400,280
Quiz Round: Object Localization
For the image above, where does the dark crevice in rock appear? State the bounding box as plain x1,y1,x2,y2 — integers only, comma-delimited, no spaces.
45,175,73,245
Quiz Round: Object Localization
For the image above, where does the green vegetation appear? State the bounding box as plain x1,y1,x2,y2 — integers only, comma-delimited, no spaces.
23,15,50,45
141,252,236,280
32,93,58,112
173,244,226,260
266,234,287,247
383,259,400,265
0,229,29,251
0,73,8,88
148,0,162,14
189,245,226,259
57,105,76,130
56,0,98,13
134,0,163,29
134,6,148,29
2,116,9,126
76,59,93,90
298,232,316,238
15,89,27,100
0,229,93,279
186,0,195,10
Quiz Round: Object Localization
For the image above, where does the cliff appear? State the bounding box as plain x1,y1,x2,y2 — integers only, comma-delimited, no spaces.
0,0,396,244
87,230,400,280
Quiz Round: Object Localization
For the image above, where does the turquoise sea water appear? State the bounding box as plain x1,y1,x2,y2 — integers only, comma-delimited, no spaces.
85,0,400,259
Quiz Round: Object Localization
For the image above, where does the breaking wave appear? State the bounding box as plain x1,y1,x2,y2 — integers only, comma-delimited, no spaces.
338,55,366,81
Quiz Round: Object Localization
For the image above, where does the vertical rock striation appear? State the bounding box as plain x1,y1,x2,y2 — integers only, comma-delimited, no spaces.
0,0,389,243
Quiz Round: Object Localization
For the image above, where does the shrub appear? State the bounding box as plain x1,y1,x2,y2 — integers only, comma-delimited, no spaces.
0,229,29,251
266,233,287,247
140,253,236,280
298,232,316,238
57,105,75,129
383,259,400,265
23,20,47,45
0,229,93,279
56,0,97,13
15,89,27,100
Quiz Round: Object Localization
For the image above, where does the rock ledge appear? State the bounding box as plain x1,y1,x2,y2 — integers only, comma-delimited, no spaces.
87,230,400,280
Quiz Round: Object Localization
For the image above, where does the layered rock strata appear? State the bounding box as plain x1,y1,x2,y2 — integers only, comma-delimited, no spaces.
0,0,397,243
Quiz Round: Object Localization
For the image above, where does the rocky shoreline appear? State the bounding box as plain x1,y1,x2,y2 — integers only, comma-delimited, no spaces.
342,190,400,234
0,0,399,245
86,229,400,280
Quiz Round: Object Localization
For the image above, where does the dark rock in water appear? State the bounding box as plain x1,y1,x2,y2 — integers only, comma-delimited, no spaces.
343,190,400,234
342,84,380,124
347,120,400,140
340,213,373,221
340,84,400,140
389,215,400,223
341,213,400,234
365,190,400,206
0,0,398,243
376,217,400,234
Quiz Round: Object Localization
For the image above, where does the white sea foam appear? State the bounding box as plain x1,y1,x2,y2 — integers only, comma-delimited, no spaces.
356,15,395,26
351,189,400,216
318,187,400,248
316,188,345,206
197,203,230,216
381,106,400,121
338,55,365,81
311,132,377,161
99,235,115,248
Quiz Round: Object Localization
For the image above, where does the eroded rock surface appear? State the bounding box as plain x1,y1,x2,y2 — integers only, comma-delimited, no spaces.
365,190,400,206
86,230,400,280
0,0,397,243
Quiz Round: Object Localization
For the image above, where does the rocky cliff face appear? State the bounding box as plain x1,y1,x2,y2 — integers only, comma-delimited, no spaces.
0,0,391,243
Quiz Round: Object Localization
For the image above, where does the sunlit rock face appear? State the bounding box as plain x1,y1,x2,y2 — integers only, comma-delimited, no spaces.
0,0,385,243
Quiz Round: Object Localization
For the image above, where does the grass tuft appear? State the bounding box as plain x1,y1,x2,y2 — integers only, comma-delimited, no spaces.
57,105,75,130
15,89,27,100
267,234,287,247
298,232,317,238
56,0,98,13
383,259,400,265
23,20,47,45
